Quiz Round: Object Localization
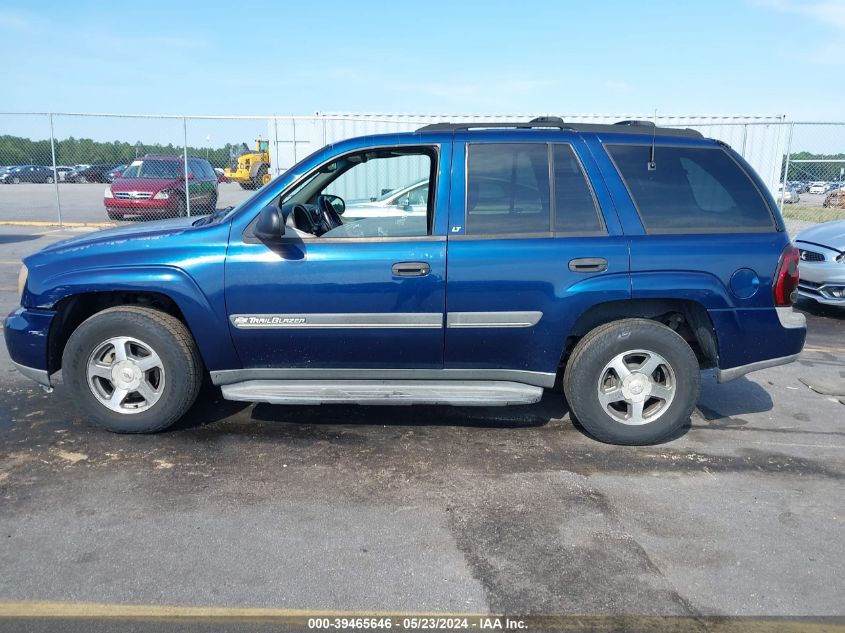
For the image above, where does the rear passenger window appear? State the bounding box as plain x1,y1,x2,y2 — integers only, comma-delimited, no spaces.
553,145,603,233
466,143,550,235
607,145,774,232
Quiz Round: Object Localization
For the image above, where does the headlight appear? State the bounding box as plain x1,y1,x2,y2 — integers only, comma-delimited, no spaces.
17,264,27,299
153,190,170,200
104,187,113,199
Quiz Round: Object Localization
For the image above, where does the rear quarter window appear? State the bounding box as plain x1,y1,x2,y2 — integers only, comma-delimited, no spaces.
606,144,775,233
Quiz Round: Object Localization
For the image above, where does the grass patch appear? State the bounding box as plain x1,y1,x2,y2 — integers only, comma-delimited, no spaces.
781,205,845,223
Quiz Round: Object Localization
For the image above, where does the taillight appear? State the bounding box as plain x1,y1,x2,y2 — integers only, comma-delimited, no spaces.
773,244,800,306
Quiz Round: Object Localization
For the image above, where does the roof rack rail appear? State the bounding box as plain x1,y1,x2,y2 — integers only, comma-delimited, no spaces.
416,118,703,139
416,116,572,132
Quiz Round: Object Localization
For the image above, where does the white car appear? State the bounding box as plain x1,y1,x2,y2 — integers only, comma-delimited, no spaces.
776,184,800,204
809,181,831,194
342,179,429,221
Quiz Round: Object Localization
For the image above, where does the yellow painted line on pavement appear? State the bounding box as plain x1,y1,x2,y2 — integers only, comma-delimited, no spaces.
0,602,840,632
0,221,114,228
803,346,845,354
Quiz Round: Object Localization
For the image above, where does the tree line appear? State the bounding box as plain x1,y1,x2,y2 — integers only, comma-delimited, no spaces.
782,151,845,181
0,135,251,170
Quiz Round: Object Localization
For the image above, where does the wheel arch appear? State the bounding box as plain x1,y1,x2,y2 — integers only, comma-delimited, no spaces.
559,298,719,378
38,267,239,375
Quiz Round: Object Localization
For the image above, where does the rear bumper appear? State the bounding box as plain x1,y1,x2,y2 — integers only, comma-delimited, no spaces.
4,307,54,387
710,306,806,383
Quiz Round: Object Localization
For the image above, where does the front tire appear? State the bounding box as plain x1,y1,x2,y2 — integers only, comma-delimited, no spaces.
563,319,700,445
62,306,202,433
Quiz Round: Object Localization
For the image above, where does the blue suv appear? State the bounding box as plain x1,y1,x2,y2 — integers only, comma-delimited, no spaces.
4,118,806,444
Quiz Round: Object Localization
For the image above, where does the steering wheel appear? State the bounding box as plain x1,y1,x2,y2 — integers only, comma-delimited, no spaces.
316,195,343,231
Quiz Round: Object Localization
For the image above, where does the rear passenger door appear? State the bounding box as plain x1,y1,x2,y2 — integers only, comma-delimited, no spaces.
444,135,631,384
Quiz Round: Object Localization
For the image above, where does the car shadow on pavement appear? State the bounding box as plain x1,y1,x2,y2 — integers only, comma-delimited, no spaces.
0,233,44,245
693,374,775,435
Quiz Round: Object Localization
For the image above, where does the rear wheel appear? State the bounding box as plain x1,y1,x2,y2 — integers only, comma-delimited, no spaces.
206,192,218,213
171,195,186,218
563,319,700,445
62,306,202,433
254,165,269,188
11,177,20,184
46,176,54,184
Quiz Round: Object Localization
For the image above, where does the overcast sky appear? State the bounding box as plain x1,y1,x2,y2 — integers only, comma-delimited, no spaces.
1,0,843,133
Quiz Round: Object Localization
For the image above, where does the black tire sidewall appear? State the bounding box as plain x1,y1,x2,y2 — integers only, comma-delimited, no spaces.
565,320,700,445
62,310,198,433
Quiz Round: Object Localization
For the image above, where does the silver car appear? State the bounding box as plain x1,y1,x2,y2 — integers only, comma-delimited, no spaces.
776,183,800,204
795,220,845,306
342,179,429,221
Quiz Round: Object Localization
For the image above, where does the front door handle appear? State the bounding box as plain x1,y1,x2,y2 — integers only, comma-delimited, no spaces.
392,261,430,277
569,257,608,273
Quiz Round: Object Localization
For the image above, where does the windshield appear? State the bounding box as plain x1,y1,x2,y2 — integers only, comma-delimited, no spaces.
121,159,181,179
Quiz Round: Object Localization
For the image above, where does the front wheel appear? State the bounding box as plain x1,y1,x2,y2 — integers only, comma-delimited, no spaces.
62,306,202,433
563,319,700,445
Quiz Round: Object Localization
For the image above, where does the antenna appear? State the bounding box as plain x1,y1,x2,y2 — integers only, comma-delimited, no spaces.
647,108,657,171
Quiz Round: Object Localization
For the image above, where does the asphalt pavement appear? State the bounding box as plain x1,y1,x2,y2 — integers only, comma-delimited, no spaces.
0,226,843,630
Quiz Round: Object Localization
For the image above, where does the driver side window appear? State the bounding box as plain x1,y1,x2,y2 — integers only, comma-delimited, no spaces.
320,149,434,238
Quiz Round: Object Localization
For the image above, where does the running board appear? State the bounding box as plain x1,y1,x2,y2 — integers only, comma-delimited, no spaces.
220,380,544,407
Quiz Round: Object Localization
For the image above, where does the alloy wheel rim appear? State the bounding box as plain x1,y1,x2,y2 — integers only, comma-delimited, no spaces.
86,336,165,414
597,349,676,425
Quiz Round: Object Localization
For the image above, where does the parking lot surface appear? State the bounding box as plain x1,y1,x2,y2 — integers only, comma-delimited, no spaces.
0,226,843,621
0,182,252,224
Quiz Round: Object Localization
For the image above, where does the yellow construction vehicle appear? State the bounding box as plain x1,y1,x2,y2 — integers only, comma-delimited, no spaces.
224,138,272,189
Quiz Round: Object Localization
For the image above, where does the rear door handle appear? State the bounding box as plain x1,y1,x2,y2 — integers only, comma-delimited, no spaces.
569,257,608,273
392,261,430,277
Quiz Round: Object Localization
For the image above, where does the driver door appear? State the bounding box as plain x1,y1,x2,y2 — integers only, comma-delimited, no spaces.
224,143,449,372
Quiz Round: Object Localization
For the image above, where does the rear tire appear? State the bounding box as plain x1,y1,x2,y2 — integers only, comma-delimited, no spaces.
62,306,202,433
563,318,700,445
46,176,54,184
206,192,218,213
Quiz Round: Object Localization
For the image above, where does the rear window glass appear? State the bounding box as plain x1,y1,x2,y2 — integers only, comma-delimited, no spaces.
121,159,180,179
466,143,550,235
607,145,775,232
553,144,603,233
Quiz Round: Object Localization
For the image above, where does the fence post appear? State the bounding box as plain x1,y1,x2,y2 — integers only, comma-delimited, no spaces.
48,113,62,226
780,122,794,214
274,116,281,176
182,117,191,217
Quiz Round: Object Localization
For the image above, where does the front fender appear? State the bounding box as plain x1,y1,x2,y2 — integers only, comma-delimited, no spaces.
27,264,239,371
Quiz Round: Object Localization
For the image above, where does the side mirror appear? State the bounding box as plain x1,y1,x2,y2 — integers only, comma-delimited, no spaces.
321,194,345,216
254,204,285,241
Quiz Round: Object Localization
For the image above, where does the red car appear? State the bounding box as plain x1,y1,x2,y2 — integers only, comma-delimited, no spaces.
104,155,218,220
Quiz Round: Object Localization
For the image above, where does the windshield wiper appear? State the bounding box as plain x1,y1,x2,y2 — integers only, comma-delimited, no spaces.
193,206,234,226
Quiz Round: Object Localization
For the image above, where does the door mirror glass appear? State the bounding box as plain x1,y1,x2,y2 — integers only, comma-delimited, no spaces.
322,194,345,216
254,205,285,241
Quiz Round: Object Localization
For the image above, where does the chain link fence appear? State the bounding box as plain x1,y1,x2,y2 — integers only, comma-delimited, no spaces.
0,113,843,229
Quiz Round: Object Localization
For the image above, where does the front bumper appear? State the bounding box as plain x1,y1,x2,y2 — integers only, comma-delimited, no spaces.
4,307,54,387
797,259,845,306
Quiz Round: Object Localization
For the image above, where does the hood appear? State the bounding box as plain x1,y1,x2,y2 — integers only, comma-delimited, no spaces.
30,217,199,260
110,177,180,192
796,220,845,252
